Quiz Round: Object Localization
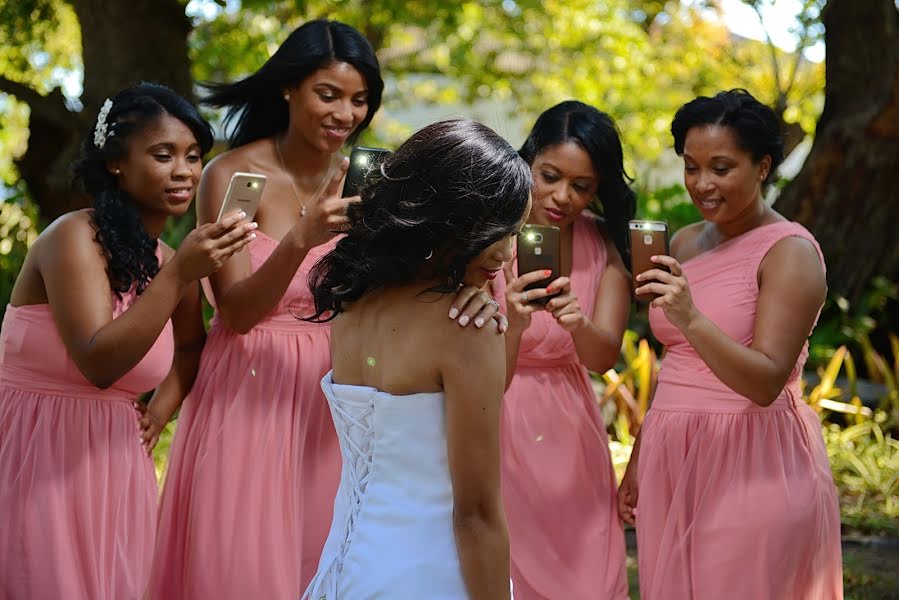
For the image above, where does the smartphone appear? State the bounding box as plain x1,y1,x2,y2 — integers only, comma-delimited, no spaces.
215,172,267,223
341,147,391,198
629,220,670,303
516,224,561,306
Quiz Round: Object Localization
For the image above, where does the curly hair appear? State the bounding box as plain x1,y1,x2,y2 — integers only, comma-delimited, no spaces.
519,100,636,265
71,82,214,298
305,118,532,322
671,89,785,185
202,19,383,149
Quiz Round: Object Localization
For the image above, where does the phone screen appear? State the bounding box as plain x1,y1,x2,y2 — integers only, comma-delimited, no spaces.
341,147,391,198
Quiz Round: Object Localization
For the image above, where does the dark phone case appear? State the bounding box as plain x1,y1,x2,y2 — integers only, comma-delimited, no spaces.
341,147,391,198
516,224,561,306
629,221,670,303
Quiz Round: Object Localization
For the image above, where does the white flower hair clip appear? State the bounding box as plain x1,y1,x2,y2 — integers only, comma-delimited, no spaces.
93,98,114,149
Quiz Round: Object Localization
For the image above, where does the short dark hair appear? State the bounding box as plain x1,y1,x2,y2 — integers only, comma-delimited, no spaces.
72,82,213,298
519,100,636,264
306,119,533,321
202,19,383,149
671,89,784,184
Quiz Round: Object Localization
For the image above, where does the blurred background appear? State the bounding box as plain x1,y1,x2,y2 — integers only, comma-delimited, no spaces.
1,1,897,596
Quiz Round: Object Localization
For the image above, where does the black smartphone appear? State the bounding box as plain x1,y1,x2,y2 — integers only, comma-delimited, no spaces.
628,220,670,303
341,147,391,198
516,224,561,306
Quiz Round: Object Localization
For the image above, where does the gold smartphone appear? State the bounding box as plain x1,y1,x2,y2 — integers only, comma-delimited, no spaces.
629,220,670,303
215,172,267,223
516,224,561,306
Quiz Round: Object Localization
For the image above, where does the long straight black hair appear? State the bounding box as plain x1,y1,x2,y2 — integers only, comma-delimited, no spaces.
202,19,384,149
519,101,636,263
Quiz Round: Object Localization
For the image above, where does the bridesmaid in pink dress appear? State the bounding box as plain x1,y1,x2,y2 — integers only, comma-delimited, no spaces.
149,21,507,599
619,90,842,599
0,84,253,600
495,101,633,599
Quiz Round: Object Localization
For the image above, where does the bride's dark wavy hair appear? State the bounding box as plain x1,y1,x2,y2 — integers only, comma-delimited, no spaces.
72,82,214,298
305,118,532,322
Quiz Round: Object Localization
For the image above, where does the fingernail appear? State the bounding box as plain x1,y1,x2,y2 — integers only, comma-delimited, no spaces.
543,270,552,276
546,287,554,293
458,315,470,326
651,255,657,260
248,222,258,230
448,307,459,319
248,233,257,240
238,211,247,218
499,322,508,333
475,317,485,328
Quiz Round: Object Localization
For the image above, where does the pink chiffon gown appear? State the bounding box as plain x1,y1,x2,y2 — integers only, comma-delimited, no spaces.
0,273,172,599
494,213,629,599
637,221,843,599
149,232,340,599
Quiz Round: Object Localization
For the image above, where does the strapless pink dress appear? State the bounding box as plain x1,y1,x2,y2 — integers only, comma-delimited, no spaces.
149,232,340,599
0,282,173,599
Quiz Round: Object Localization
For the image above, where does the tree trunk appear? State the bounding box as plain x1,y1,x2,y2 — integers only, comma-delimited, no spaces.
6,0,193,223
774,0,899,304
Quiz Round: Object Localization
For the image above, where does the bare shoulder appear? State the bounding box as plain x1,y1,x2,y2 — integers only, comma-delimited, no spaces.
438,298,504,371
669,222,704,262
33,210,99,257
761,235,825,282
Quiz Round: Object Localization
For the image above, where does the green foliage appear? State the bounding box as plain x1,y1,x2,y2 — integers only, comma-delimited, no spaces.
634,182,700,233
0,190,40,321
824,416,899,536
810,277,898,369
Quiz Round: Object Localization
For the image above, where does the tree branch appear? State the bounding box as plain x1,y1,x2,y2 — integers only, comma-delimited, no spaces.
0,76,72,126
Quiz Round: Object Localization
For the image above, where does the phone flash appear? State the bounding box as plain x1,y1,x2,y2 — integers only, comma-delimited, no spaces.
526,232,537,242
357,155,370,166
251,181,258,189
642,222,651,230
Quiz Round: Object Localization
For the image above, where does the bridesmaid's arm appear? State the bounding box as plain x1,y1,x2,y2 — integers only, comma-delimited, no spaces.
38,215,191,389
637,236,825,406
200,156,351,334
568,238,631,373
444,321,510,600
139,261,206,452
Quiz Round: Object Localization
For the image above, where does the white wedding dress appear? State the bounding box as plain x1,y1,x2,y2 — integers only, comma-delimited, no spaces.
302,372,472,599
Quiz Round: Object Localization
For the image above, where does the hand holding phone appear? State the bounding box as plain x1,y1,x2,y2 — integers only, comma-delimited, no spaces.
341,147,391,198
215,172,267,223
516,224,561,306
629,220,670,303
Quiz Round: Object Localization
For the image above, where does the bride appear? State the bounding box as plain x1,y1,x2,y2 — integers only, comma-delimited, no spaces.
302,118,531,600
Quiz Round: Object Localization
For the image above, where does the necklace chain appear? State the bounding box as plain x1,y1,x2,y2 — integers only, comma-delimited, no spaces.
275,137,331,218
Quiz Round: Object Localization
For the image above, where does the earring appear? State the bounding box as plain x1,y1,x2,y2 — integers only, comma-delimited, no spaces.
114,169,121,175
283,93,290,102
424,249,433,261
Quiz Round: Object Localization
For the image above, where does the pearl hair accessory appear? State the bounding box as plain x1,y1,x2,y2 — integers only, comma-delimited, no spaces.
93,98,114,149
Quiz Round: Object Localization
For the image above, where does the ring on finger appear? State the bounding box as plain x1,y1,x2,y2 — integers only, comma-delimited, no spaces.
520,291,528,303
487,298,500,309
